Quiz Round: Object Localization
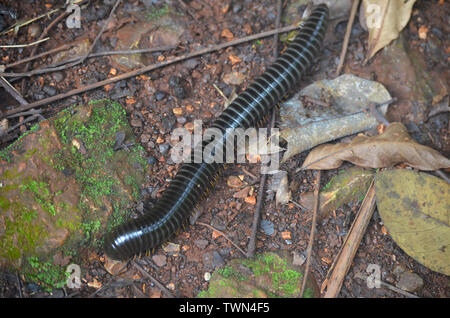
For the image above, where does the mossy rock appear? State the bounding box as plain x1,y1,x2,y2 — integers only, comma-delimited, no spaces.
197,251,320,298
0,100,147,275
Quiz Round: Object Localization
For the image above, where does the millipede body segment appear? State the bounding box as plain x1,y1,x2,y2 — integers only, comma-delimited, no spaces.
104,4,329,260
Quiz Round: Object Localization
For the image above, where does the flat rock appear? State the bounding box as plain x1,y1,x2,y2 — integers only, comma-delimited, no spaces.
0,100,147,269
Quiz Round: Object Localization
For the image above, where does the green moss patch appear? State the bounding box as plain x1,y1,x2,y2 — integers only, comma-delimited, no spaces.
197,251,319,298
0,99,148,290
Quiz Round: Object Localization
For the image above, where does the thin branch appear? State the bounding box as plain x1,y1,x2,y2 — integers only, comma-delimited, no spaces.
247,0,284,259
300,170,320,297
0,37,50,48
131,261,175,298
78,0,122,64
353,272,419,298
4,44,72,70
324,181,376,298
3,46,176,79
196,221,247,256
0,76,29,105
2,24,302,119
335,0,360,77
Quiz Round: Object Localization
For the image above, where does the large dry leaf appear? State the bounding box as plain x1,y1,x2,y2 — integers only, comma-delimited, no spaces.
362,0,417,61
302,122,450,170
279,74,391,162
375,169,450,275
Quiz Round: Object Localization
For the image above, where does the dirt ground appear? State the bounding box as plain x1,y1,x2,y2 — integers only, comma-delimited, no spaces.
0,0,448,298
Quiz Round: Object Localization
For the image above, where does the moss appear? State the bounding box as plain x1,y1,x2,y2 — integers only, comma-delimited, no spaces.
147,4,171,20
26,256,70,292
1,99,146,289
0,202,46,263
52,99,147,247
0,124,39,162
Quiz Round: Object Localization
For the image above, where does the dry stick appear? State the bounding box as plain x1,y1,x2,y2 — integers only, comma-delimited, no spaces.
196,221,246,256
2,46,177,78
131,260,175,298
78,0,122,64
0,76,28,105
246,112,275,258
4,44,72,70
2,24,301,119
272,0,283,59
353,272,419,298
334,0,360,77
247,0,283,259
20,9,70,92
300,170,321,297
0,37,50,48
2,115,38,135
323,180,376,298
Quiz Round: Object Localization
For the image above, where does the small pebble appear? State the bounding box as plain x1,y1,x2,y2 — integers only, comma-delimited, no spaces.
204,272,211,281
159,143,170,154
51,72,64,83
396,272,423,293
155,90,167,101
194,239,209,249
130,119,142,127
42,85,57,96
292,251,306,266
147,156,157,165
152,254,167,267
260,220,274,236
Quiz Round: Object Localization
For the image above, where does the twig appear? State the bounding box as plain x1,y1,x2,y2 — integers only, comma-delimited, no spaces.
247,110,276,258
3,44,72,70
324,180,376,297
131,260,175,298
247,0,284,259
6,108,42,119
16,272,23,298
290,199,306,210
0,76,28,105
196,221,246,256
2,24,302,119
0,9,60,35
20,8,70,93
353,272,419,298
79,0,122,64
3,46,176,79
300,170,320,297
334,0,360,77
241,167,258,180
1,115,39,136
0,37,50,48
368,102,390,126
272,0,283,59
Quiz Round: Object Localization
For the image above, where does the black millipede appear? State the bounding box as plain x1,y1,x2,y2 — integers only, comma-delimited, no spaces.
104,4,329,261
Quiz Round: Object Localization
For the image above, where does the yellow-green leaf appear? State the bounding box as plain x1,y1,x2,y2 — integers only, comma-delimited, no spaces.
375,169,450,275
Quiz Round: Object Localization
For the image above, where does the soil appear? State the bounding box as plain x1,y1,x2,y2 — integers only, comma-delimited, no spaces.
0,0,448,298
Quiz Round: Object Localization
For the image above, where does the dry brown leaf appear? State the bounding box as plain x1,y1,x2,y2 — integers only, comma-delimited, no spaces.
362,0,417,62
302,122,450,170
